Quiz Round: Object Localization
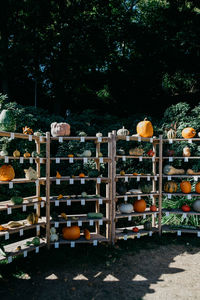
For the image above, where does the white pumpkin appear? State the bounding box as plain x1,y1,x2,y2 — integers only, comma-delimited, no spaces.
24,167,38,180
192,200,200,212
0,149,8,157
96,132,102,137
119,203,133,214
117,126,129,136
51,122,70,137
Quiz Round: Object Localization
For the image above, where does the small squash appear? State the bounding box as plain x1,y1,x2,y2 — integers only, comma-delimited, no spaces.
79,173,85,178
129,147,144,156
144,221,152,231
0,164,15,181
57,194,63,199
56,171,61,178
150,205,157,212
132,227,139,232
133,199,146,213
23,126,33,135
13,149,20,157
182,127,196,139
183,146,191,157
23,151,31,158
119,203,133,214
181,204,191,212
163,165,185,175
117,126,129,136
68,154,74,158
62,225,80,240
27,213,38,225
120,170,126,176
180,181,191,194
136,118,153,138
84,229,90,240
164,181,178,193
195,182,200,194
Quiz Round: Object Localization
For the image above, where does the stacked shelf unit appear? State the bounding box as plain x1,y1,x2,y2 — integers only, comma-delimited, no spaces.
0,131,47,263
112,132,163,243
161,137,200,236
46,132,113,248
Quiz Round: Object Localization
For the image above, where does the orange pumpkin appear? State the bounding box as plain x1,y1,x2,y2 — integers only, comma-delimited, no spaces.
0,164,15,181
136,118,153,138
62,225,80,240
68,154,74,158
180,181,191,194
84,229,90,240
195,182,200,194
182,127,196,139
79,173,85,178
133,199,146,212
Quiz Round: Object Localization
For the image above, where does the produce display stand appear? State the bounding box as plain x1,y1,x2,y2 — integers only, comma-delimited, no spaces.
161,137,200,237
0,131,47,263
112,132,163,243
46,133,113,249
1,131,200,263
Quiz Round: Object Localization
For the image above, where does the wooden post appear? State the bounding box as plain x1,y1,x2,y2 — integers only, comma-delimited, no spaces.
106,133,112,242
35,139,41,218
95,142,100,234
158,135,163,236
45,132,51,249
111,131,116,245
152,140,157,227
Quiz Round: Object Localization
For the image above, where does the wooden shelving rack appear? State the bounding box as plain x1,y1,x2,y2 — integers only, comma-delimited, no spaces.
161,137,200,237
45,133,113,249
112,132,163,243
1,131,200,263
0,131,47,263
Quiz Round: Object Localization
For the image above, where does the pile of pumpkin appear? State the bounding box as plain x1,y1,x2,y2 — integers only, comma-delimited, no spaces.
119,199,157,214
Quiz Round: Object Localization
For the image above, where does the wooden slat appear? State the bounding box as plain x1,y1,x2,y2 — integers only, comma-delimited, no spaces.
162,225,200,234
116,136,159,142
0,178,46,184
115,226,158,239
45,132,51,249
0,197,45,211
51,215,109,224
0,131,46,142
50,176,109,182
163,192,200,197
0,237,46,261
162,209,200,216
116,156,159,160
158,135,163,236
51,157,111,162
51,136,109,142
115,209,158,219
0,217,46,237
116,192,159,199
51,234,108,245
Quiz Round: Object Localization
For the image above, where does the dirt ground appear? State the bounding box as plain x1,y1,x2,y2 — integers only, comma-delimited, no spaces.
0,236,200,300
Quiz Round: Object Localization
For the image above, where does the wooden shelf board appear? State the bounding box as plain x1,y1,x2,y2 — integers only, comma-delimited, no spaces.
0,197,46,211
51,234,108,245
116,192,159,198
50,157,110,162
163,138,200,142
162,225,200,234
116,136,159,142
50,176,109,182
51,215,109,224
163,192,200,197
0,131,46,142
163,157,200,160
116,174,159,178
0,237,46,261
116,156,159,160
163,175,200,178
162,209,200,216
0,156,46,161
115,210,158,219
115,226,158,239
51,136,109,142
0,178,46,184
0,217,46,237
50,195,108,203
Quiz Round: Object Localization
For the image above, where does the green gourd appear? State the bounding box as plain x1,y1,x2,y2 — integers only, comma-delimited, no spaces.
87,212,103,219
144,221,152,231
140,184,152,193
11,196,23,205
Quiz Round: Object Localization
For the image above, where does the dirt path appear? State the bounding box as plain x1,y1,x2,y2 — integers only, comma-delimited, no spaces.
0,239,200,300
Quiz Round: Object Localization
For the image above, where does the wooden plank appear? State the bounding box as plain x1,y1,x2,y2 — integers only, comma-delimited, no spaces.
0,217,46,237
106,132,112,242
50,234,108,245
35,139,41,219
163,156,200,160
0,156,46,162
115,226,158,239
163,138,200,142
95,142,101,235
163,192,200,197
115,209,158,219
116,136,159,142
116,192,159,199
162,209,200,216
111,131,117,245
116,174,159,179
158,135,163,236
0,197,45,211
152,140,157,227
0,131,46,142
0,178,46,184
0,237,46,261
116,156,159,160
49,176,110,182
45,132,51,249
50,157,111,162
51,136,109,142
162,225,200,234
163,175,200,178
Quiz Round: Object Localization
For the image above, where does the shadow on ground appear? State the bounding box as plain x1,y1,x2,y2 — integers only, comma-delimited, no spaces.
0,233,200,300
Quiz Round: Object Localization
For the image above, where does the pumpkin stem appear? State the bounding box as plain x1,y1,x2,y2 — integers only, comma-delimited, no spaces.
144,117,148,121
